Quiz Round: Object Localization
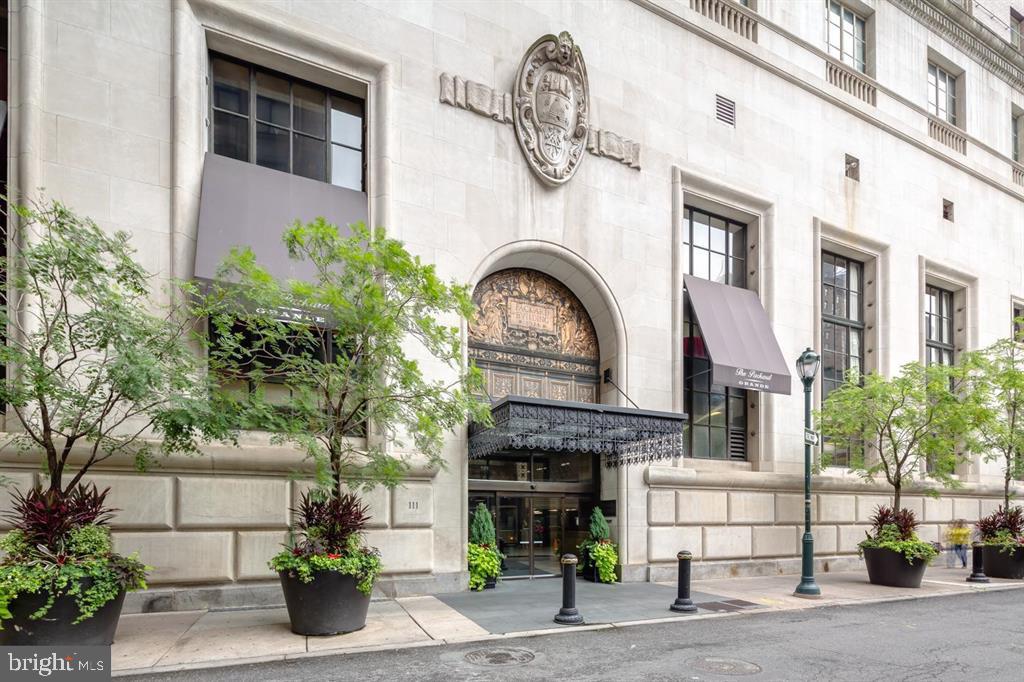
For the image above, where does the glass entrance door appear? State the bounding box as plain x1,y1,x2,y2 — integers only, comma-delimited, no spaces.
496,495,531,577
472,493,592,578
530,497,562,577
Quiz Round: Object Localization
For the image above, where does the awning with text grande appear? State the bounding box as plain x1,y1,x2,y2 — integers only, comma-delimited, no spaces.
684,274,792,395
468,396,688,467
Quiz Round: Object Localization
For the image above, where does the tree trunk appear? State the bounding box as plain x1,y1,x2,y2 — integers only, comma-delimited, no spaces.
893,485,901,512
1005,469,1011,510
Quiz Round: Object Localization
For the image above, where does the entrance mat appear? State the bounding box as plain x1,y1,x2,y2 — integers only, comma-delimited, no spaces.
438,578,760,634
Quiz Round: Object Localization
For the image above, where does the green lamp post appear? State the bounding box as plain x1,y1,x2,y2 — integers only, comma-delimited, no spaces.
794,347,822,598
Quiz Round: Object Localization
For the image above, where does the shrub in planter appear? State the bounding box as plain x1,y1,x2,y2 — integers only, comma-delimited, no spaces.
578,507,618,583
0,485,147,645
976,506,1024,579
859,506,938,588
467,503,501,591
270,492,382,635
0,199,232,644
200,220,490,634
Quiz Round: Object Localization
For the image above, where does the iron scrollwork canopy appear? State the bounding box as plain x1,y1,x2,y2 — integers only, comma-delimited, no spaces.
468,396,687,467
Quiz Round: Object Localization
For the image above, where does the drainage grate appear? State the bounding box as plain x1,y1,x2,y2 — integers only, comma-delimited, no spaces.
690,657,762,676
724,599,759,608
464,647,536,667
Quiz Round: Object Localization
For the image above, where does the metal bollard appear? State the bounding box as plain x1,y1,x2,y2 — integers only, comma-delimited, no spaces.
670,550,698,613
966,542,990,583
553,553,584,625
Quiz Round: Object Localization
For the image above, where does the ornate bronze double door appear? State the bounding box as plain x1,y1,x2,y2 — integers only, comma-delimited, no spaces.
469,268,600,403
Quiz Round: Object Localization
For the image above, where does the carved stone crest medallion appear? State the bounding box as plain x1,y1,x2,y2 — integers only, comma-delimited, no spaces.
513,31,590,187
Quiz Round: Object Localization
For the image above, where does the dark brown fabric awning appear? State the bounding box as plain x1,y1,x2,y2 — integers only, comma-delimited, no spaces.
194,152,367,285
684,275,792,395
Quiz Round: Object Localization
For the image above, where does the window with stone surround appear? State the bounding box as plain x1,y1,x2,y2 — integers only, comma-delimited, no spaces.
1013,107,1023,163
925,284,955,367
927,62,959,126
1012,9,1023,52
682,207,748,461
825,0,867,73
210,54,365,192
821,252,864,468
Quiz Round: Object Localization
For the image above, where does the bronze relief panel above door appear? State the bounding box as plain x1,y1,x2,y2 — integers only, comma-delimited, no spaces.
470,268,600,403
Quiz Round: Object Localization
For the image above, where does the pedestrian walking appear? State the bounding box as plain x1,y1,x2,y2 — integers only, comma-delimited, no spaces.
945,519,970,568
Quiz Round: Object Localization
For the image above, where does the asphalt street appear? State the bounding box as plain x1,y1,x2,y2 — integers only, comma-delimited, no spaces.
123,588,1024,681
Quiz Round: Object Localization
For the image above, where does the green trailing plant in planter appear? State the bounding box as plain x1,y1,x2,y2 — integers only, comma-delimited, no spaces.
0,198,233,645
467,503,501,590
858,506,937,588
858,507,939,564
976,506,1024,579
578,507,618,583
269,492,382,596
0,485,148,642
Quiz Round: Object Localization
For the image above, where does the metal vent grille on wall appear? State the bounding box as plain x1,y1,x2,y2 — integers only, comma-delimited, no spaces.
716,95,736,126
728,428,746,460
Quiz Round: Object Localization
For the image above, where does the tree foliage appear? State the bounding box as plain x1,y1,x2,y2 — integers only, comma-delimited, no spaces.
199,219,490,495
817,362,986,510
0,199,235,494
961,329,1024,508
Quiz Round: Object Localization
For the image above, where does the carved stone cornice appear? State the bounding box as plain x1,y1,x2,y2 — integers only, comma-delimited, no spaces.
893,0,1024,91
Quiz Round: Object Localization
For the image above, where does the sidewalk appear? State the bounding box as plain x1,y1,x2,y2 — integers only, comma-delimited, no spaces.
112,566,1024,677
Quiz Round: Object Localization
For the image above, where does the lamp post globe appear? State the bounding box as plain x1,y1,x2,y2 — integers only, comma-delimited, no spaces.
795,347,822,598
796,347,820,386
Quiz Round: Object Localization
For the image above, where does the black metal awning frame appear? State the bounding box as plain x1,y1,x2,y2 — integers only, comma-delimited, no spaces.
469,396,688,467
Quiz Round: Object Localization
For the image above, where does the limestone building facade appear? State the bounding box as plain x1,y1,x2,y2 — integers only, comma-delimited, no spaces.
2,0,1024,609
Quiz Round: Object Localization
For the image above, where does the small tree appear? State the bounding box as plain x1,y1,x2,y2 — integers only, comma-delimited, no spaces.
962,333,1024,508
0,199,233,495
469,503,496,547
201,219,490,495
818,362,985,510
588,506,610,542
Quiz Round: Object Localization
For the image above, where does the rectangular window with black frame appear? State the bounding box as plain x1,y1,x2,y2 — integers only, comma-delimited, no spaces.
821,252,864,468
682,207,748,460
925,285,955,368
210,54,365,191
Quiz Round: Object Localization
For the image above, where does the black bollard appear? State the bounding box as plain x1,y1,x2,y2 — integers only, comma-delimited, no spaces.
670,550,698,613
553,553,584,625
966,542,990,583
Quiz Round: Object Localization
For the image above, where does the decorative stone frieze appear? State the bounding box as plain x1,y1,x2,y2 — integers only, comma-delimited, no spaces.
587,127,641,169
438,73,513,123
438,66,642,174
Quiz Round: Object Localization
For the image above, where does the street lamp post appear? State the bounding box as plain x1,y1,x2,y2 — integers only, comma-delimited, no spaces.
794,347,822,598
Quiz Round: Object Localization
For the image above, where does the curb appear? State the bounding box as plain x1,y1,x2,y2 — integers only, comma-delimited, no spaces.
112,581,1024,677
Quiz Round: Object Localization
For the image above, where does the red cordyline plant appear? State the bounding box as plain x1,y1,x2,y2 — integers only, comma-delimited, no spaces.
290,491,370,556
3,484,114,552
869,505,920,541
976,506,1024,542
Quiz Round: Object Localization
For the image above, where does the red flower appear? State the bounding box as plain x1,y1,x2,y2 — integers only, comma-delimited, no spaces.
327,553,341,559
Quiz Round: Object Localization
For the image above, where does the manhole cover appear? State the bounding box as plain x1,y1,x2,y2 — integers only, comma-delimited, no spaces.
689,656,762,675
464,647,536,666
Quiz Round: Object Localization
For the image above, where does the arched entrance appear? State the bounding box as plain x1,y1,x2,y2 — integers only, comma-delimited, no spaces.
468,268,600,402
467,268,601,578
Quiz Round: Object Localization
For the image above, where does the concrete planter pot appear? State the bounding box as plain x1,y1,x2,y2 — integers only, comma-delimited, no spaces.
0,579,125,645
863,546,928,588
982,545,1024,579
278,570,371,636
